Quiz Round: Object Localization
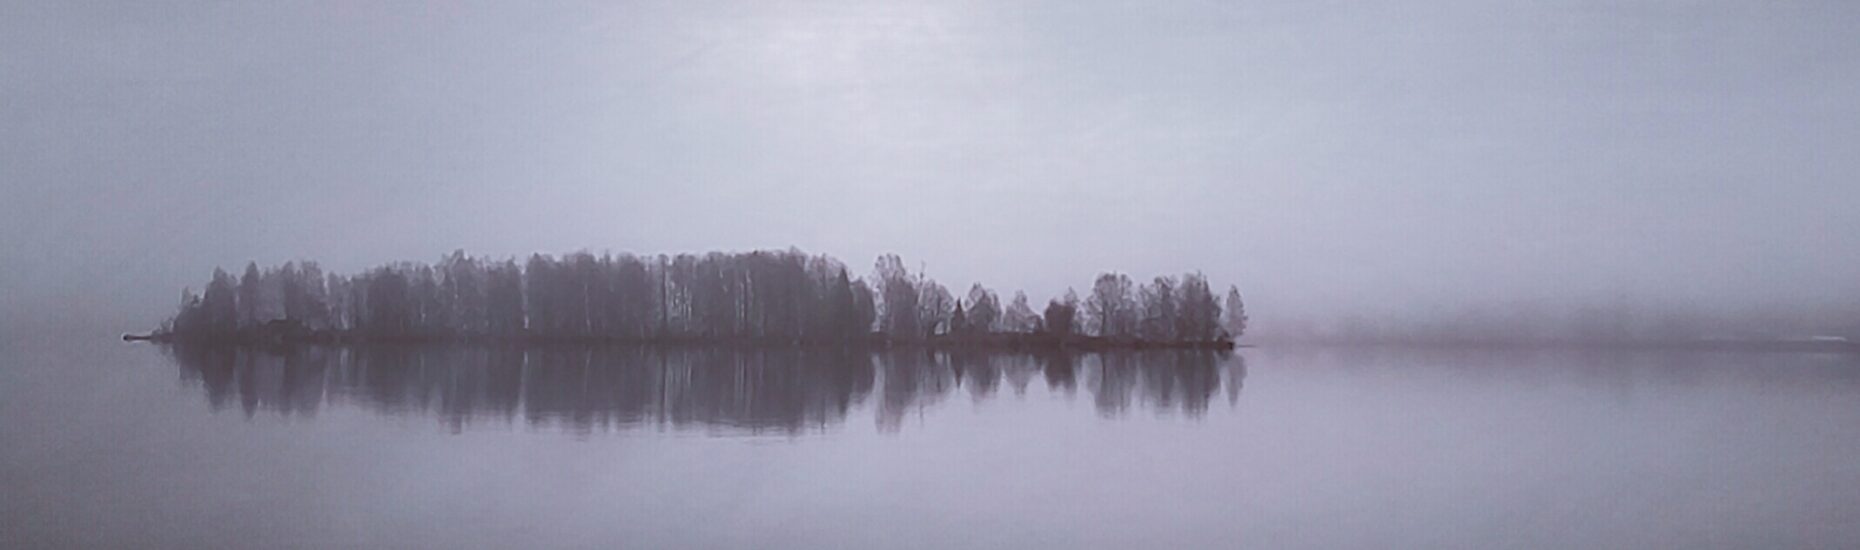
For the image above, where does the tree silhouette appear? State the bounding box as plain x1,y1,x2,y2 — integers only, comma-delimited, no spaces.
1140,276,1178,342
237,262,263,328
1087,273,1137,338
873,254,920,338
1044,290,1080,339
1003,291,1038,333
1224,285,1248,340
1176,272,1222,342
966,283,1000,334
154,250,1241,349
201,268,238,337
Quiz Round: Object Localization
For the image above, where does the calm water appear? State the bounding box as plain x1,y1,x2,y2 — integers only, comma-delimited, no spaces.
4,338,1860,549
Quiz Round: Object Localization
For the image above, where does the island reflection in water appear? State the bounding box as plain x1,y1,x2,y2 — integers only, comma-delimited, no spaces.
167,346,1245,434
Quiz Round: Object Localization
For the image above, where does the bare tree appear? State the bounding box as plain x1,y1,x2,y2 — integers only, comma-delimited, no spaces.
873,254,919,338
1003,291,1038,333
1087,273,1137,338
918,278,953,337
966,283,1000,333
1139,276,1178,341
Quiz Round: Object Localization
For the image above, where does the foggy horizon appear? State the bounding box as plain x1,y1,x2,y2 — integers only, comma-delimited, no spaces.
7,1,1860,339
10,3,1860,548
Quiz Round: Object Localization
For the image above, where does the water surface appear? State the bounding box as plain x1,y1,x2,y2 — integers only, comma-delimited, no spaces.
4,340,1858,548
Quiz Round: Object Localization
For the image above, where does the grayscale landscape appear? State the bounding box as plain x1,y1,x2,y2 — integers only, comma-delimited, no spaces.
4,1,1859,548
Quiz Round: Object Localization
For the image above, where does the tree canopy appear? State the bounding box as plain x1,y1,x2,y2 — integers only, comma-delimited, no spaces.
156,249,1245,349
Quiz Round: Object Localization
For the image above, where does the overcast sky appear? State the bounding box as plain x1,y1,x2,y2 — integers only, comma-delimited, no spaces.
4,0,1859,337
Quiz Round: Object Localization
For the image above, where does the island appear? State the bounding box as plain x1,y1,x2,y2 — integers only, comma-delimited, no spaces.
131,249,1248,351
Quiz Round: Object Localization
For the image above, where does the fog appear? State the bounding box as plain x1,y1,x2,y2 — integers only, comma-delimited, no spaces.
5,0,1859,340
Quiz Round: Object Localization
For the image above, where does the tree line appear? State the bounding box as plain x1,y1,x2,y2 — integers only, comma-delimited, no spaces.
153,249,1247,347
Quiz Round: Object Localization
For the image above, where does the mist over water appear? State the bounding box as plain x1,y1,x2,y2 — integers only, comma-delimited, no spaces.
6,342,1860,548
6,1,1860,547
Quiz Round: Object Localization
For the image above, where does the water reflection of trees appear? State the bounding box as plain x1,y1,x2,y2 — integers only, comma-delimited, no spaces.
1086,351,1239,418
170,346,1244,434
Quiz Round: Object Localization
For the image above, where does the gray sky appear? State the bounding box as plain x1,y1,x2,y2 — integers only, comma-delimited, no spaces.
4,0,1859,337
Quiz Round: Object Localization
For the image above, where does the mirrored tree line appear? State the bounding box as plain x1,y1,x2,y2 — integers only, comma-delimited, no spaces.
169,345,1247,433
158,249,1247,346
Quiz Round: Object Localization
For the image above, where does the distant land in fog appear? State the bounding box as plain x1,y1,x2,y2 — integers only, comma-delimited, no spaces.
129,247,1860,353
139,249,1247,350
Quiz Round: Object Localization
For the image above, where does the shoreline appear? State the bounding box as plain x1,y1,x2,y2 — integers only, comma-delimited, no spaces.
123,331,1238,352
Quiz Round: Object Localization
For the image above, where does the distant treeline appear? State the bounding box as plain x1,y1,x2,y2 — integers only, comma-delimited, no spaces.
150,249,1248,348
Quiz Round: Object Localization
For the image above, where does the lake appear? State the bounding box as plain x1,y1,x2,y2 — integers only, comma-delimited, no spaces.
4,339,1859,548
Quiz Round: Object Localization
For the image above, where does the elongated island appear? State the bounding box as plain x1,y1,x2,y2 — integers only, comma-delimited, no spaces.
132,249,1248,350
